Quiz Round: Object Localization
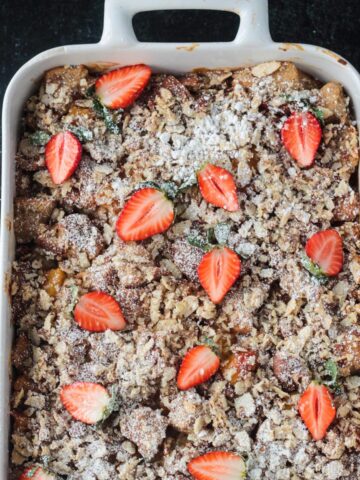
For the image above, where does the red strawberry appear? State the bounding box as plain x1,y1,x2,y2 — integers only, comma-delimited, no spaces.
197,164,239,212
305,229,343,276
45,131,82,184
198,247,241,304
298,382,336,441
281,111,322,167
60,382,112,424
177,345,220,391
19,465,57,480
74,291,126,332
95,64,151,109
188,451,246,480
116,187,174,242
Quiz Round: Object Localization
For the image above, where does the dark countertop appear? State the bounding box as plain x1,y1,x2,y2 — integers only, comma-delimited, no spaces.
1,0,360,115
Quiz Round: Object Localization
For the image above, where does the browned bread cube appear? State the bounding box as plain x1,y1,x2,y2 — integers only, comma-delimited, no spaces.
273,350,310,392
37,213,104,260
44,64,88,90
334,327,360,376
272,62,319,89
320,82,347,122
12,333,32,370
42,65,88,113
333,192,360,222
14,196,56,243
120,407,168,460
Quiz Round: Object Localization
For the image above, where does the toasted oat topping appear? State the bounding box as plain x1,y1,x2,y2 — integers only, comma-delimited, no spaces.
10,62,360,479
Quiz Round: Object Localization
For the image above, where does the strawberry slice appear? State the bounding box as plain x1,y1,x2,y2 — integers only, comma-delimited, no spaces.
19,465,57,480
188,451,246,480
74,291,126,332
305,229,343,276
95,64,152,109
281,111,322,167
198,247,241,304
60,382,112,424
197,164,239,212
298,382,336,441
116,187,174,242
177,345,220,391
45,131,82,184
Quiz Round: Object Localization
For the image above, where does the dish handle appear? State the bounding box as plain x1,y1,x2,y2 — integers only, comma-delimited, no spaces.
100,0,272,46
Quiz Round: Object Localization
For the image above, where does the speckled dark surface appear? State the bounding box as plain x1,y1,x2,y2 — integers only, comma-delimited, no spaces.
1,0,360,116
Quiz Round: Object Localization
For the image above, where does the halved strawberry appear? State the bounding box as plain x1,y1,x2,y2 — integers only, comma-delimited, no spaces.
305,229,343,276
74,291,126,332
95,64,151,109
188,451,246,480
116,187,174,242
45,131,82,184
281,111,322,167
298,382,336,441
198,247,241,304
60,382,112,424
19,465,57,480
197,164,239,212
177,345,220,391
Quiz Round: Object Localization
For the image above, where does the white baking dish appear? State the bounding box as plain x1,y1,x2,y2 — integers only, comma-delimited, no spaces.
1,0,360,475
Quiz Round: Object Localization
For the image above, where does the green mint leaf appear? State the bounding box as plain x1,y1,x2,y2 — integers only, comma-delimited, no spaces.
214,223,231,245
178,172,198,192
137,181,161,191
66,285,79,314
26,466,39,477
323,359,342,395
39,455,52,468
67,125,93,142
311,107,325,125
85,85,96,98
206,228,216,245
92,97,120,134
187,234,210,252
100,385,119,424
201,337,220,356
160,182,178,200
301,254,328,284
29,130,51,146
325,359,338,385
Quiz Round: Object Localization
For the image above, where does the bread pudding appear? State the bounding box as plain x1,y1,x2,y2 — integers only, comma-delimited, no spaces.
10,61,360,480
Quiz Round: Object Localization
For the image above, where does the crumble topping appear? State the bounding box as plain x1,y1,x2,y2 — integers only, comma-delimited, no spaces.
10,62,360,479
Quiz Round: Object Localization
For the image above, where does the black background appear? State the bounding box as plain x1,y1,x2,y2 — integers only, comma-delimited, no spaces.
1,0,360,110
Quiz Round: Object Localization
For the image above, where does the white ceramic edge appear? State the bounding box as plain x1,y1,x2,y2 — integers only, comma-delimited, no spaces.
1,0,360,476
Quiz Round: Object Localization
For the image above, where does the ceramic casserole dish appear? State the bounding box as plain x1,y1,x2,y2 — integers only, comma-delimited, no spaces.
1,0,360,476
